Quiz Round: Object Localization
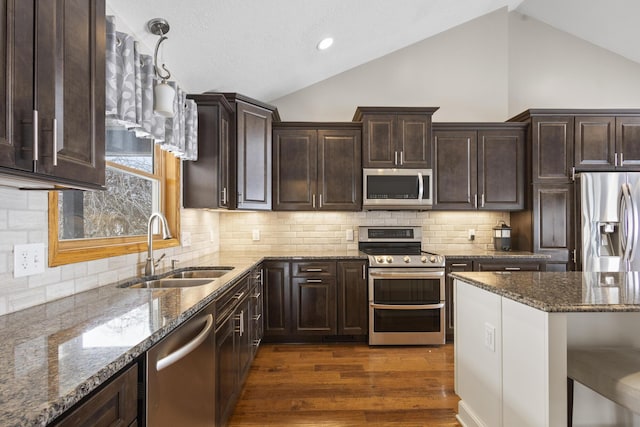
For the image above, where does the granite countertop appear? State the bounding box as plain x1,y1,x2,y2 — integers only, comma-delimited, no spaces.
434,248,550,260
451,271,640,313
0,249,365,427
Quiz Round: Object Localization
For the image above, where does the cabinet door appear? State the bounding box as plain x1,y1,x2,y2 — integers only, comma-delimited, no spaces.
445,260,472,342
533,183,575,270
215,312,238,427
273,128,317,210
317,129,361,211
531,116,574,183
433,130,477,210
478,129,525,210
574,116,615,170
218,106,234,208
236,101,272,210
263,261,291,337
397,114,431,168
54,364,138,427
337,260,367,336
0,1,35,172
362,114,396,168
616,116,640,169
36,0,105,186
183,102,231,208
291,277,337,335
238,295,252,383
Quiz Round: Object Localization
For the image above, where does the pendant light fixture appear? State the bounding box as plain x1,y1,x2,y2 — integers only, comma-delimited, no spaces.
147,18,175,118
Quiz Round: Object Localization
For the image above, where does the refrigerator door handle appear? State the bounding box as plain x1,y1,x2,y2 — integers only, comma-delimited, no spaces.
620,183,634,265
628,187,640,265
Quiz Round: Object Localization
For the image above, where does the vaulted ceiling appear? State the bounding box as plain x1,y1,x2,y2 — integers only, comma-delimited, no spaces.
106,0,640,102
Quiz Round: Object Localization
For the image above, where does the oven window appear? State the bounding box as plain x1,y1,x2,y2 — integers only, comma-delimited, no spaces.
373,309,441,333
367,175,419,200
373,278,441,304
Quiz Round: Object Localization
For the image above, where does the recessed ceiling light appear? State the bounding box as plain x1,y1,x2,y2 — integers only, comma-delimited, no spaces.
317,37,334,51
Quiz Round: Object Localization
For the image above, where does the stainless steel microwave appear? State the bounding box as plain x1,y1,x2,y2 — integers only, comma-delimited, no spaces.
362,168,432,210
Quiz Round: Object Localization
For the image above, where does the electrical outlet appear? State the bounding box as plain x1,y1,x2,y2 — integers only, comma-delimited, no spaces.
209,229,215,242
346,229,354,241
14,243,45,278
468,229,476,241
484,322,496,352
181,231,192,247
252,229,260,241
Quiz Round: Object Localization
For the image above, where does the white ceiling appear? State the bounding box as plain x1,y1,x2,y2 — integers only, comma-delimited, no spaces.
106,0,640,103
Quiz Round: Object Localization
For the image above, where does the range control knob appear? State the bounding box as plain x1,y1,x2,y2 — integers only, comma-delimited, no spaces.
376,256,384,264
430,255,437,263
403,256,411,263
386,256,393,264
421,256,428,263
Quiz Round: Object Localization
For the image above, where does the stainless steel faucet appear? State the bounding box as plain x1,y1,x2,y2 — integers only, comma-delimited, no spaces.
145,212,172,276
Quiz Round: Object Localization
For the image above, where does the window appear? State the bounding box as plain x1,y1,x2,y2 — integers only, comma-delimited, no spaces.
48,129,180,267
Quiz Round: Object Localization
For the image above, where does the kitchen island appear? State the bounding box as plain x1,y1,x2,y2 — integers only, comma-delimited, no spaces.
452,271,640,427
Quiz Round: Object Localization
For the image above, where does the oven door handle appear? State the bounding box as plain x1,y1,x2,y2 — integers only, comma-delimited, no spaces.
370,302,445,310
369,270,444,279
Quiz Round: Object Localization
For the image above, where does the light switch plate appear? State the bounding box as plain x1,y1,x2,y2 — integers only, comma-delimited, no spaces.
14,243,45,278
181,231,192,247
346,229,354,241
252,229,260,241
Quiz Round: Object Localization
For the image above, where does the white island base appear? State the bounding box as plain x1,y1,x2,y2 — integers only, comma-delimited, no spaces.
455,277,640,427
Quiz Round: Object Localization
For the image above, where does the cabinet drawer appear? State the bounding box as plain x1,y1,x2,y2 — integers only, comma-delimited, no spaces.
291,261,336,277
475,262,542,272
215,274,250,326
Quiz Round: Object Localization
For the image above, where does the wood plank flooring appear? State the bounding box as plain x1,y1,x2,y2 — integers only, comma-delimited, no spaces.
228,343,461,427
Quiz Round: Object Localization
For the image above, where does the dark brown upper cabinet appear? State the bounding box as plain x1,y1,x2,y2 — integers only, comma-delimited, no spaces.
273,123,362,211
432,123,526,211
574,115,640,170
183,94,235,209
353,107,439,168
183,93,278,210
0,0,105,189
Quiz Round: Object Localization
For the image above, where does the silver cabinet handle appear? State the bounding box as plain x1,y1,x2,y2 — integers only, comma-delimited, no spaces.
394,151,398,166
474,194,478,208
504,267,521,271
32,110,39,162
451,263,469,267
615,152,619,167
240,310,244,336
481,194,485,208
253,313,262,322
362,264,366,279
52,118,58,166
371,302,445,310
305,279,322,283
156,314,213,372
319,194,323,208
221,187,227,205
400,151,403,166
621,152,625,166
252,292,261,299
233,291,245,300
312,194,316,208
304,268,323,272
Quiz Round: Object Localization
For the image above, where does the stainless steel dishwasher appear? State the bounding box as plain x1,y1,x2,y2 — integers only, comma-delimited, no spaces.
146,303,215,426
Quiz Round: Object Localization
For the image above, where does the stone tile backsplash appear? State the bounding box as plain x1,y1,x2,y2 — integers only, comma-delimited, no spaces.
0,184,509,316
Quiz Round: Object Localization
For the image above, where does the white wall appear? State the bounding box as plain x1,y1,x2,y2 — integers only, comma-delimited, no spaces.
271,8,510,122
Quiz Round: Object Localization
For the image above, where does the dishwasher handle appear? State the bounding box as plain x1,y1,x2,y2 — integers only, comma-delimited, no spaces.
156,314,214,372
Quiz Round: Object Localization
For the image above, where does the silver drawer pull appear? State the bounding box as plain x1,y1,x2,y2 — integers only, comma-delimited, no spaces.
253,313,262,321
504,267,521,271
305,279,322,283
451,263,469,267
304,268,323,272
371,302,445,310
233,291,245,300
156,314,213,372
252,292,261,299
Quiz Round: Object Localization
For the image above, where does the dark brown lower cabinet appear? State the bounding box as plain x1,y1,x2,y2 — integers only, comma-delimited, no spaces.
263,259,368,342
445,260,472,342
53,363,138,427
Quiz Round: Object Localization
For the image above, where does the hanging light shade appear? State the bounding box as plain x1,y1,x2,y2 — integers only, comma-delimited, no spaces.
147,18,175,117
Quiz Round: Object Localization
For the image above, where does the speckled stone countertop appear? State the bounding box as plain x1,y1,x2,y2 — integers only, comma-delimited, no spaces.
0,249,365,427
451,271,640,312
434,249,550,260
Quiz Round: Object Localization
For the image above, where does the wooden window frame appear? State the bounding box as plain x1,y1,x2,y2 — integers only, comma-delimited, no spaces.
48,147,181,267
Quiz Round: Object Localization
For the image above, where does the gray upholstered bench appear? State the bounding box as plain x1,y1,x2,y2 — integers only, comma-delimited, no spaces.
568,347,640,425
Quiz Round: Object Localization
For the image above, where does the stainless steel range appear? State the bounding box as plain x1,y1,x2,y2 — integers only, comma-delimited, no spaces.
359,226,446,345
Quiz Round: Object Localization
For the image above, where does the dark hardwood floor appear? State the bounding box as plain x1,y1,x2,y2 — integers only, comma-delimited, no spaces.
228,343,461,426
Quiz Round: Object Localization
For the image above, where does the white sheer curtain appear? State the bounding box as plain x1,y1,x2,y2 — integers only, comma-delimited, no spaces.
105,15,198,160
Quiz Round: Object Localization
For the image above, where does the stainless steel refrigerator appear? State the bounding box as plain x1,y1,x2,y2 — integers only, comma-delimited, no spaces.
579,172,640,272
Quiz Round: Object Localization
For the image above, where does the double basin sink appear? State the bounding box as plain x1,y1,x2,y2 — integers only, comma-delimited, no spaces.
125,267,235,289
